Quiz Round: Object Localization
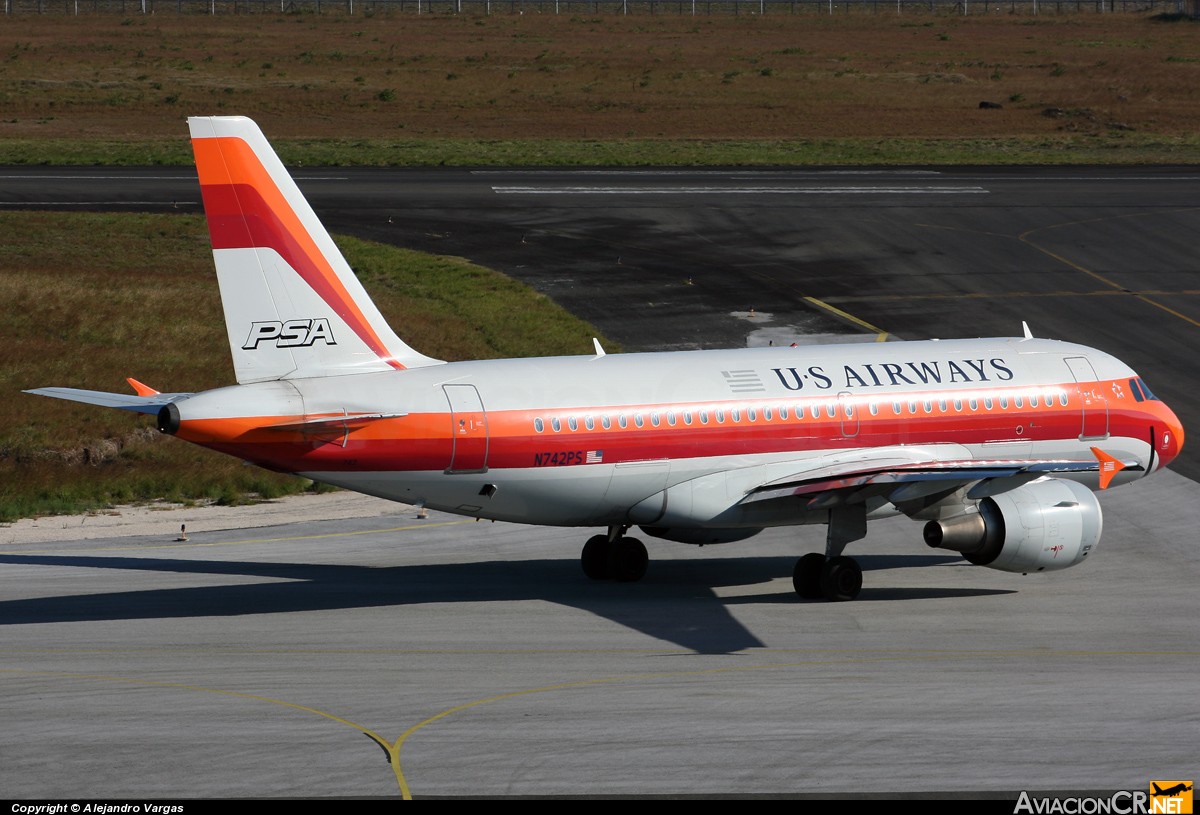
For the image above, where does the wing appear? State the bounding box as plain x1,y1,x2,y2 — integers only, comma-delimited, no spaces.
739,444,1142,513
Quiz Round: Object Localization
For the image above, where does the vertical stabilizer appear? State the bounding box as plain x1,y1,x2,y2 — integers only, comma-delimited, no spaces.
189,115,442,384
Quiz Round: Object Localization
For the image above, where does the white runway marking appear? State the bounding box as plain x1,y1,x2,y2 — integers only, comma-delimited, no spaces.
474,169,944,177
493,185,989,195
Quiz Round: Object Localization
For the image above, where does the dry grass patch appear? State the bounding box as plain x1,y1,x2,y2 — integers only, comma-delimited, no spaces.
0,13,1197,162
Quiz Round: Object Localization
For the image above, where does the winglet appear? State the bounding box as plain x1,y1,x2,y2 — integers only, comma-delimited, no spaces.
592,338,606,357
127,377,160,397
1021,321,1034,340
1090,446,1126,490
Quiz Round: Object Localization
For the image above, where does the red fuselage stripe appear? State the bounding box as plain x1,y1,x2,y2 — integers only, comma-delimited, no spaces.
175,380,1164,474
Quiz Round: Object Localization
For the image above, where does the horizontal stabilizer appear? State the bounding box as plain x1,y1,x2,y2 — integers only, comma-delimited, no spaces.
24,387,192,415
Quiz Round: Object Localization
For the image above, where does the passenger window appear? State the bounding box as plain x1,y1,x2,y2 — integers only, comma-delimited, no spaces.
534,418,545,433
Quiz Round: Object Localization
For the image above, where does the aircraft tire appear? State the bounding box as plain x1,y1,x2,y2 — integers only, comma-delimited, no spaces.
820,556,862,602
610,537,649,583
792,553,827,600
582,535,613,580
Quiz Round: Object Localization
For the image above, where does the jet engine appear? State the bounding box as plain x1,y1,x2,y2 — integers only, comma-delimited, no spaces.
923,478,1101,573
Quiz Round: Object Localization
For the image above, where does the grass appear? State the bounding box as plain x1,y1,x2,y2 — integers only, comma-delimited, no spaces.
0,212,609,522
1,13,1198,165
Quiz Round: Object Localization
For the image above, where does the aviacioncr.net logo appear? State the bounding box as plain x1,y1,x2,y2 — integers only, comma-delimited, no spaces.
1015,783,1193,815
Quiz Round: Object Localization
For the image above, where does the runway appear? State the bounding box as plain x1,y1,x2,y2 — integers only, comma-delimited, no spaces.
1,470,1197,798
2,165,1198,798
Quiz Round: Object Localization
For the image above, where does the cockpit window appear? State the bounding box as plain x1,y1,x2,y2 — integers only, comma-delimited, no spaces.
1134,377,1159,401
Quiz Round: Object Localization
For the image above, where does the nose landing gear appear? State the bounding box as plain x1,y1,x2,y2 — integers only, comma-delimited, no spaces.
582,530,648,583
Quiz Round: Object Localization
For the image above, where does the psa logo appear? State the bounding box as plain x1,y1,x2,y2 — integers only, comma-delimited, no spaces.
243,318,336,350
1151,782,1193,815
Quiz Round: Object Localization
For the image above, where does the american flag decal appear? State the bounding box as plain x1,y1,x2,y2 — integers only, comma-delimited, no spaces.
586,450,604,464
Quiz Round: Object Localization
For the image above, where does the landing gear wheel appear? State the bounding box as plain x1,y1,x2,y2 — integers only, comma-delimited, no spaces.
581,535,613,580
819,556,862,602
610,537,649,582
793,553,827,600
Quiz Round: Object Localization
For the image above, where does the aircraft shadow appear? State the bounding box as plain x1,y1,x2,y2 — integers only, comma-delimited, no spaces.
0,552,1003,654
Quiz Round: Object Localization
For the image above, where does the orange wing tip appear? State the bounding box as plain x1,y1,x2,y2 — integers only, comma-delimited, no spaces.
1090,446,1126,490
126,377,161,397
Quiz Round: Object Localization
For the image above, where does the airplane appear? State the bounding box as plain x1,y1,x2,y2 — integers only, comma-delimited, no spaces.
26,116,1185,602
1152,783,1193,797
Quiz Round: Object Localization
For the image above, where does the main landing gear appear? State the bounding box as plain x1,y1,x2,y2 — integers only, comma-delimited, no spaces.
581,529,648,583
792,505,866,602
792,553,862,602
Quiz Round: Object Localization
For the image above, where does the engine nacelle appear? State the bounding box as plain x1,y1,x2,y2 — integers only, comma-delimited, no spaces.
923,478,1102,573
640,526,763,545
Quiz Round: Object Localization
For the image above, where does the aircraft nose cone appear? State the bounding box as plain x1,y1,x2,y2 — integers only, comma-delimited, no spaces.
1157,404,1185,471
